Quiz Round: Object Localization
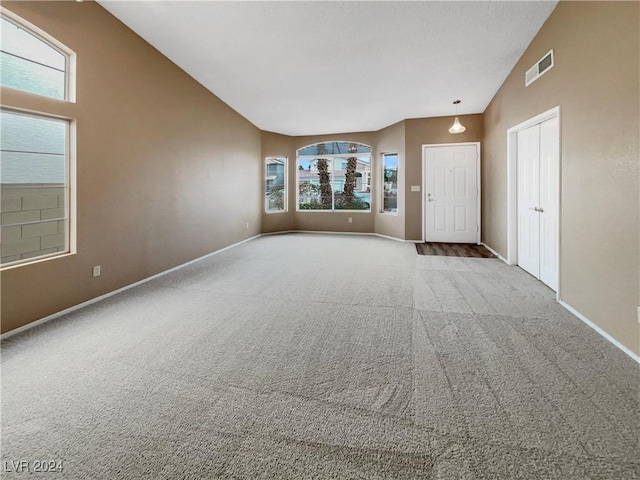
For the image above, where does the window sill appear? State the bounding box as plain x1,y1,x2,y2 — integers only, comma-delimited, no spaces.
0,251,75,271
296,210,371,213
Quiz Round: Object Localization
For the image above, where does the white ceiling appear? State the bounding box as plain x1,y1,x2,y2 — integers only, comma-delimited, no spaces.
98,1,558,136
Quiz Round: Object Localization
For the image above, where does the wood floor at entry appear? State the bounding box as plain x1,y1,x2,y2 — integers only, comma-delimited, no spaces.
415,242,495,258
423,143,480,243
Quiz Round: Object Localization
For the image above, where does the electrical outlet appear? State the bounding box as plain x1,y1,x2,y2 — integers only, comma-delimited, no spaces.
246,222,249,229
348,217,353,223
92,265,101,277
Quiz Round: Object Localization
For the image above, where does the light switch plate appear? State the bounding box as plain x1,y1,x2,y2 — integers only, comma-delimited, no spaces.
411,185,421,192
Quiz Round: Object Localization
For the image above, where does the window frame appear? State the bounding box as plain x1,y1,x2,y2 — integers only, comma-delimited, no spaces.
0,8,77,270
296,142,372,213
381,152,399,215
264,156,288,214
1,7,76,103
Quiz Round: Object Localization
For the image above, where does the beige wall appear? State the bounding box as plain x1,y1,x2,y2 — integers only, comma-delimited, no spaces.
261,116,484,243
261,131,296,233
1,1,262,333
262,132,378,233
375,121,406,240
483,1,640,354
405,114,484,241
263,127,410,239
3,1,638,358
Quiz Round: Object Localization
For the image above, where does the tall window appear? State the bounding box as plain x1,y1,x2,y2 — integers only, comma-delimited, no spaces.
382,153,398,213
265,157,287,213
1,10,75,268
297,142,371,211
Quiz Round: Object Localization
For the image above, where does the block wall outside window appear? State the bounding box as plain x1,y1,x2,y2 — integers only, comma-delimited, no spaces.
1,184,67,264
1,110,69,266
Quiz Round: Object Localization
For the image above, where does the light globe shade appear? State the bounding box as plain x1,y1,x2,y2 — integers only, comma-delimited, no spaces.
448,117,466,134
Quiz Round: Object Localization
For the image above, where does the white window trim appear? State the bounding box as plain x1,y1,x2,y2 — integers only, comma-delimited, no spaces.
0,9,77,270
296,142,372,213
264,156,288,214
1,7,77,103
0,108,76,270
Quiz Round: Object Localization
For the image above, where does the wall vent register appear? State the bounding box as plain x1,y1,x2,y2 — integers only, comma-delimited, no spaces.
525,49,554,87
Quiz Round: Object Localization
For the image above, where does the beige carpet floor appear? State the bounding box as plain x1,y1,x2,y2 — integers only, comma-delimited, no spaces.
1,233,638,479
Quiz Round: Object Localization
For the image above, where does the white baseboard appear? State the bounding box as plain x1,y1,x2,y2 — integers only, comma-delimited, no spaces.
481,242,508,263
264,229,414,243
295,230,377,237
1,234,261,340
559,300,640,364
260,230,297,236
375,233,411,243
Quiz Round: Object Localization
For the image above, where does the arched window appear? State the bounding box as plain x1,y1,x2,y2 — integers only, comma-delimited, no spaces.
0,14,71,100
1,9,76,268
297,142,371,211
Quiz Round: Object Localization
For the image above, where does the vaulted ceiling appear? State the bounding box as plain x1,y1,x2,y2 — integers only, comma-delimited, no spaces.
98,1,558,136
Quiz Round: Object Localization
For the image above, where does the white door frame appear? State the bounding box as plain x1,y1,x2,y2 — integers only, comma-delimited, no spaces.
422,142,481,243
506,106,561,298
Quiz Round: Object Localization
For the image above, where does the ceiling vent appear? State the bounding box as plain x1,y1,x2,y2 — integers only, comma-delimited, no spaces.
525,49,554,87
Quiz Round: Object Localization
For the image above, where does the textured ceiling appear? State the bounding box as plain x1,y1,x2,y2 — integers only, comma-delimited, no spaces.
98,1,558,136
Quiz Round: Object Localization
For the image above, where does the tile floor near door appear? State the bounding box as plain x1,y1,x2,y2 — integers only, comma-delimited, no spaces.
1,233,638,479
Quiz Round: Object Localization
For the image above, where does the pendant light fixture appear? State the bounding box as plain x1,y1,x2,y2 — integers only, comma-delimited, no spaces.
448,100,466,134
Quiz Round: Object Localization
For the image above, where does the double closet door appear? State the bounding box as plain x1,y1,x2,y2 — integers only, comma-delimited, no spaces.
517,117,559,291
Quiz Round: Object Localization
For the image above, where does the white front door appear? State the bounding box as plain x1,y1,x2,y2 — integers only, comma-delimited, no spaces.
424,144,479,243
516,117,559,291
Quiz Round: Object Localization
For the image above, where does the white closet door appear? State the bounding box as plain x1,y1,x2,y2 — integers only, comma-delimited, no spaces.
517,125,541,278
516,117,559,291
538,117,559,291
